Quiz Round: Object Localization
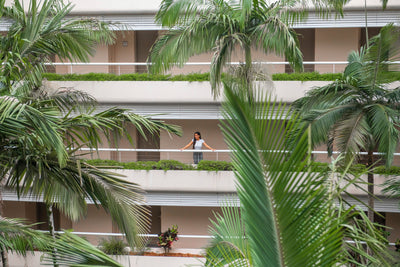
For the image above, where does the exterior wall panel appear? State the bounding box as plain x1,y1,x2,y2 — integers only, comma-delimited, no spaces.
315,28,360,73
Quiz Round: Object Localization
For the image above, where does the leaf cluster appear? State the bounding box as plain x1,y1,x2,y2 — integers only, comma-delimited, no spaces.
42,71,396,82
98,238,129,255
293,24,400,166
149,0,310,96
0,218,124,266
206,76,391,266
0,0,182,252
86,159,237,171
43,72,212,82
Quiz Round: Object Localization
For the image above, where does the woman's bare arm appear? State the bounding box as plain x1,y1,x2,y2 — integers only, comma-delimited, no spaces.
180,140,193,150
203,142,216,151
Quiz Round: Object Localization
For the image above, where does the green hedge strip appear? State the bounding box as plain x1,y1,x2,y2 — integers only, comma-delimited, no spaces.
42,71,400,82
84,159,400,175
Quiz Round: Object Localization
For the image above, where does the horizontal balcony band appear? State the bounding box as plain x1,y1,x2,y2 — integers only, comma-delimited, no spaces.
2,10,399,31
46,61,400,66
47,61,352,65
4,190,400,213
78,147,400,157
50,81,400,107
36,230,400,246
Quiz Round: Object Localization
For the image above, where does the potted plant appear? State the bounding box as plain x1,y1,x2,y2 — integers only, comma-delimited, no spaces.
157,225,179,254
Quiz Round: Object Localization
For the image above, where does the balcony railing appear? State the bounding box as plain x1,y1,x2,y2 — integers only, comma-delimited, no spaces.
47,230,399,248
48,61,356,74
79,148,400,164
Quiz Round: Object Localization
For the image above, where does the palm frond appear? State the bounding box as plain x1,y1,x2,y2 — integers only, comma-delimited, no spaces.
206,205,251,267
156,0,202,27
3,153,149,248
206,79,391,266
0,217,50,255
218,82,344,266
368,104,399,165
0,96,67,166
42,231,123,267
0,0,115,96
61,107,181,150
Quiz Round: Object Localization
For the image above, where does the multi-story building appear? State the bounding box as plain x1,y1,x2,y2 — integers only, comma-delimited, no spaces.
4,0,400,262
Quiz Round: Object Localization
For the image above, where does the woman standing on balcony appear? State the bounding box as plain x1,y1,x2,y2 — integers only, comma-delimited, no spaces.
181,131,215,164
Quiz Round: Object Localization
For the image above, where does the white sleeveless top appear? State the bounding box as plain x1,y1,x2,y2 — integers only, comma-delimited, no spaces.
192,139,205,150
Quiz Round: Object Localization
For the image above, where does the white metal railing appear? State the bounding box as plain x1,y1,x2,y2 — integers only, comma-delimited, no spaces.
78,148,400,164
46,61,355,75
50,231,398,247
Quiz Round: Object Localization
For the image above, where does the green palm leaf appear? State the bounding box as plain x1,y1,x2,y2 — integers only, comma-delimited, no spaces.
42,231,123,267
0,217,50,255
206,205,251,266
207,80,391,266
2,152,149,248
218,83,344,266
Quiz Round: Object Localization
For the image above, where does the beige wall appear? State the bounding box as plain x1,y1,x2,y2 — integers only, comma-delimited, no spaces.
161,206,221,249
386,212,400,242
51,28,363,76
55,44,109,74
71,205,114,244
109,31,136,74
3,201,33,221
315,28,360,73
168,48,285,75
136,31,158,73
160,119,230,163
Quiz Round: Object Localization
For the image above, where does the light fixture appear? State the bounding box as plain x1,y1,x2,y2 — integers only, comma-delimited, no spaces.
122,41,128,47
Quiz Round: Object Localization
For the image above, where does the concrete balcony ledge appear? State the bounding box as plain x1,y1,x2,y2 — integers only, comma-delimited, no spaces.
45,80,400,104
45,80,330,104
9,251,205,267
114,169,237,193
114,169,391,196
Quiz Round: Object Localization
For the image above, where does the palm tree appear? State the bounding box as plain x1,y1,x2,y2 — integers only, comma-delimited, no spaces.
363,0,389,47
0,0,181,265
292,24,400,222
149,0,304,96
149,0,350,96
0,0,115,97
204,78,390,266
0,217,124,266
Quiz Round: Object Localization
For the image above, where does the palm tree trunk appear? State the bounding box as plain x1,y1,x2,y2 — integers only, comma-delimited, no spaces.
46,204,58,267
0,181,9,267
364,0,369,48
367,150,374,222
244,45,252,89
307,125,312,172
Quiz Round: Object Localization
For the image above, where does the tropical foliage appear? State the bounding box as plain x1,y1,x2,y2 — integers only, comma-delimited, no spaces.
0,0,181,264
149,0,351,95
157,225,179,253
42,232,124,266
0,218,123,267
205,79,390,266
149,0,304,95
98,238,129,255
43,71,366,82
292,24,400,221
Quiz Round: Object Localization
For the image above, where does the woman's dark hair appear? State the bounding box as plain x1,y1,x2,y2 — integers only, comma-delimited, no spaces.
193,131,201,149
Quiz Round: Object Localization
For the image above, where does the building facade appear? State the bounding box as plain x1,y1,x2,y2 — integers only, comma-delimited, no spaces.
3,0,400,253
